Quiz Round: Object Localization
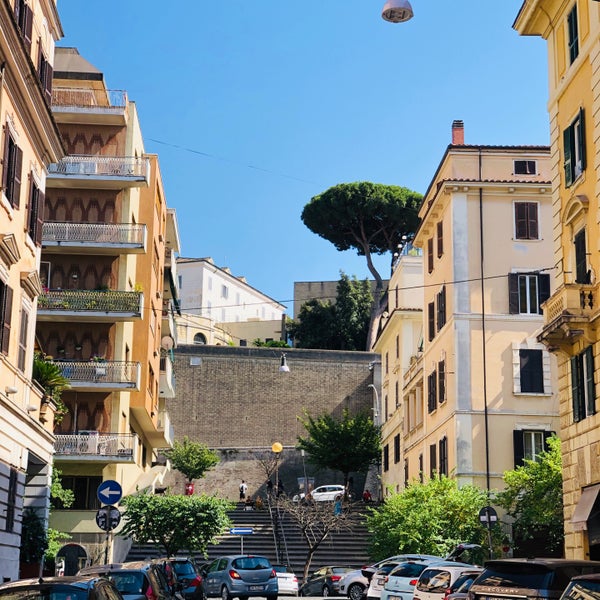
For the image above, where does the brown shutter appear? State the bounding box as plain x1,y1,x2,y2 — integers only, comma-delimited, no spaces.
12,145,22,209
2,126,10,193
44,62,53,105
508,273,519,314
1,285,13,355
23,4,33,53
35,189,44,245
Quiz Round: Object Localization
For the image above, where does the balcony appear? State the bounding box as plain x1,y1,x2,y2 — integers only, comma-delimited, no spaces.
37,290,143,322
53,360,141,392
157,409,175,447
47,155,150,189
54,432,137,462
538,283,599,350
51,87,128,125
161,299,177,342
159,356,175,398
42,222,146,254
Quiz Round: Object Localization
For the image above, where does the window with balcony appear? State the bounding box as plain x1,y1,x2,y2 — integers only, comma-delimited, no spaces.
439,436,448,476
2,128,23,208
571,346,596,423
13,0,32,52
564,109,586,188
567,3,579,65
574,229,589,284
508,273,550,315
514,202,539,240
513,430,552,467
0,281,13,355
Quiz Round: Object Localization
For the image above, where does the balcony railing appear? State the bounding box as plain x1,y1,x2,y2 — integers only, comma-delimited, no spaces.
48,155,149,182
53,360,140,390
43,222,146,251
52,87,127,109
159,356,175,398
543,283,596,323
37,290,143,319
54,432,136,461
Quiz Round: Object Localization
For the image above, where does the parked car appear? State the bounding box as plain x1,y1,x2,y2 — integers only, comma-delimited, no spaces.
154,558,205,600
367,560,429,600
560,573,600,600
380,560,446,600
413,562,476,600
0,576,124,600
301,485,346,502
78,561,181,600
340,555,442,600
443,568,482,600
467,559,600,600
299,566,354,597
203,554,278,600
273,565,299,596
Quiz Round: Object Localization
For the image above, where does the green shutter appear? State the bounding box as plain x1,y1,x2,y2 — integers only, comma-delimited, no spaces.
572,355,581,422
564,126,573,187
579,108,586,173
585,346,595,416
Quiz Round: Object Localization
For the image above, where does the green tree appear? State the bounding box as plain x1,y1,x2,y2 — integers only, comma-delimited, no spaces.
297,409,380,490
287,299,338,349
20,508,48,564
164,437,219,486
121,492,232,557
366,476,493,560
45,468,74,572
301,182,422,350
495,435,564,555
252,339,290,348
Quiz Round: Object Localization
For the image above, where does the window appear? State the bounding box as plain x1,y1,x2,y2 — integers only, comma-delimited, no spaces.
519,349,544,393
514,160,537,175
439,437,448,476
564,109,586,187
427,238,434,273
2,128,23,208
13,0,33,52
239,339,247,347
37,46,53,104
17,308,27,372
574,229,589,284
395,381,399,409
567,3,579,65
427,369,437,413
57,476,102,510
438,360,446,404
383,444,389,472
429,444,437,478
513,430,552,467
0,281,13,355
428,302,435,342
508,273,550,314
394,434,400,464
514,202,539,240
436,286,446,331
384,395,388,422
221,284,228,299
571,346,596,422
437,221,443,258
193,333,206,345
395,335,399,359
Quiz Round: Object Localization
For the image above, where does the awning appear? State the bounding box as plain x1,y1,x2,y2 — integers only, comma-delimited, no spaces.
571,483,600,531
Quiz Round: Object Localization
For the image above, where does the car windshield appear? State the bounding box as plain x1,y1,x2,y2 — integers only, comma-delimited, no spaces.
390,564,429,579
564,580,600,600
333,568,353,575
108,573,146,595
273,566,291,574
0,585,90,600
172,563,196,577
476,565,554,590
232,557,272,570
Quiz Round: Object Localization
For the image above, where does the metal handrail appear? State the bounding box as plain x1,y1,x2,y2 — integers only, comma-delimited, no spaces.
54,432,136,457
53,360,140,386
48,155,149,177
52,87,127,108
43,222,146,245
38,290,142,313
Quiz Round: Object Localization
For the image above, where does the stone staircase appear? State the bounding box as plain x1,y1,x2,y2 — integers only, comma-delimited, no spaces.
126,502,372,579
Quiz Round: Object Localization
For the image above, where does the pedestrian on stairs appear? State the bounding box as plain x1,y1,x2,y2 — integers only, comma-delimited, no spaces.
239,479,248,501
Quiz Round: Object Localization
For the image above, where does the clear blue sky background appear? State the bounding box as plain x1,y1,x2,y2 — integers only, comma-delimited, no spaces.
56,1,549,314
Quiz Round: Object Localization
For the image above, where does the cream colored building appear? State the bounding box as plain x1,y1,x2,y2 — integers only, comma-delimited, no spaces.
515,0,600,560
0,0,64,581
406,121,559,500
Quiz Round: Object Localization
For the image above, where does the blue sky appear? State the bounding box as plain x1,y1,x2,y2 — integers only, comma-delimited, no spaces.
56,1,549,314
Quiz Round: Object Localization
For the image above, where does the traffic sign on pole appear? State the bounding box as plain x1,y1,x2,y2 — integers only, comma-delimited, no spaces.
97,480,123,505
95,505,121,532
229,527,254,535
478,506,498,529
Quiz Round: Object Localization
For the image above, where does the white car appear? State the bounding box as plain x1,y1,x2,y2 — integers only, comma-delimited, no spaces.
413,563,476,600
300,485,345,502
273,564,299,596
380,560,442,600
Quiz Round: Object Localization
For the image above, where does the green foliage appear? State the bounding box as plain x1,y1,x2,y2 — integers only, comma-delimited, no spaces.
20,508,48,563
50,468,74,509
164,437,219,482
252,339,290,348
32,352,70,423
121,492,233,557
297,409,380,486
288,273,373,350
366,476,493,561
495,435,564,554
45,529,71,565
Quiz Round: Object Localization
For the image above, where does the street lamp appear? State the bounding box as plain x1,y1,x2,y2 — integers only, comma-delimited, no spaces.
271,442,283,492
271,442,283,563
381,0,414,23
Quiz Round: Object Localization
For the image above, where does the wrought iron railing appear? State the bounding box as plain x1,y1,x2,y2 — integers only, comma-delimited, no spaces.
38,290,142,314
42,222,146,246
54,432,136,458
52,87,127,109
48,155,149,178
53,360,140,387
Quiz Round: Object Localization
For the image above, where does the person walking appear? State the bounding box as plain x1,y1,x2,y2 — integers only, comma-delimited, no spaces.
239,479,248,502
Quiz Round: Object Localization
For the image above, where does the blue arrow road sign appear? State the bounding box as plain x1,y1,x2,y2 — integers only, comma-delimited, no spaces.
230,527,254,535
97,480,123,505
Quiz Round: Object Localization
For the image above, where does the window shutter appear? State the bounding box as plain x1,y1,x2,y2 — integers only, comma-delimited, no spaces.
571,355,582,422
515,203,527,238
437,221,443,258
564,126,573,187
428,238,434,273
1,285,12,355
508,273,519,314
34,189,44,246
538,274,550,311
23,4,33,53
2,126,10,193
579,108,586,173
44,62,53,105
429,444,437,477
428,302,435,341
438,360,445,404
543,430,552,451
12,145,22,209
575,229,587,284
585,346,595,416
527,203,539,239
513,430,525,467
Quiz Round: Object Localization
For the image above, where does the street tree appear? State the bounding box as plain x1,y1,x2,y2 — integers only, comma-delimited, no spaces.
121,492,232,557
366,476,494,560
164,436,219,490
287,299,338,349
297,409,380,491
275,495,354,581
495,435,563,555
301,182,422,349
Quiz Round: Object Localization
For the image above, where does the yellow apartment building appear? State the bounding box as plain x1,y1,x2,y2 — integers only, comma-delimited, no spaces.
515,0,600,560
37,47,178,570
407,122,559,516
0,0,64,581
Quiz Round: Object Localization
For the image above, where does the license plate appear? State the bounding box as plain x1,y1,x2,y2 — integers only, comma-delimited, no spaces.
249,586,264,592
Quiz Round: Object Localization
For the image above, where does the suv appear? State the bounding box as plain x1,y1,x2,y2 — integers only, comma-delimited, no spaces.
203,554,278,600
468,559,600,600
560,573,600,600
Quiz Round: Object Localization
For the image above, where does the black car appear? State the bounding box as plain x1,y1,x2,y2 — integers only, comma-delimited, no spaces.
0,576,123,600
560,573,600,600
300,566,354,597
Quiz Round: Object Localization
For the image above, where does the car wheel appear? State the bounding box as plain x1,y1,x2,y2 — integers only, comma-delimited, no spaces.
221,587,231,600
322,586,330,597
348,583,365,600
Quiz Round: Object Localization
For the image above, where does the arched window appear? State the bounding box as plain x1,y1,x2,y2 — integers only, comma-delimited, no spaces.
193,333,207,345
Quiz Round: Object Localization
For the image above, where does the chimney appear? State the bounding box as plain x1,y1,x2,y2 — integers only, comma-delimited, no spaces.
452,120,464,145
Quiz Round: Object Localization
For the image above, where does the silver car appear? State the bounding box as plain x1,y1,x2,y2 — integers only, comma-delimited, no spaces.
380,560,442,600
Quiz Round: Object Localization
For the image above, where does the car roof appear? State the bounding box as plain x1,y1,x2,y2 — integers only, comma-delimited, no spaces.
483,559,600,568
0,576,103,590
571,573,600,582
422,562,475,570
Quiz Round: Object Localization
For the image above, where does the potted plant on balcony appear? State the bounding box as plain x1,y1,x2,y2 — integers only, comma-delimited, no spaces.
91,355,107,376
32,352,70,424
